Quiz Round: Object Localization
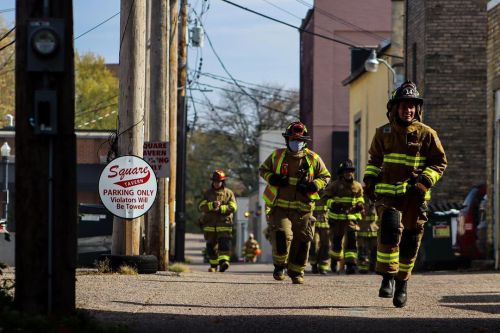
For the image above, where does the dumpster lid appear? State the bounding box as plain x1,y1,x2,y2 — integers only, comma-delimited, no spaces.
428,202,462,215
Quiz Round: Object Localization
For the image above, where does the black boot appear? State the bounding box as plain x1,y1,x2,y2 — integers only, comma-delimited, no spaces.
331,259,338,273
311,264,319,274
219,260,230,272
393,279,408,308
378,274,395,298
345,263,356,275
273,265,286,281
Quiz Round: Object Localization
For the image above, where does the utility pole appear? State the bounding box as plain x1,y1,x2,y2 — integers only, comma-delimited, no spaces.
15,0,76,314
112,0,146,255
147,0,169,270
168,0,179,259
175,0,188,262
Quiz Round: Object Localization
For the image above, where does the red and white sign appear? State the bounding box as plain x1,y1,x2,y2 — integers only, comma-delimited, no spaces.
143,141,169,178
99,155,158,219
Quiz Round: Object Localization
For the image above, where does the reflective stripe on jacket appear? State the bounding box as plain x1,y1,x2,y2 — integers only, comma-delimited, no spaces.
364,120,447,200
198,186,237,227
259,147,331,212
324,178,364,221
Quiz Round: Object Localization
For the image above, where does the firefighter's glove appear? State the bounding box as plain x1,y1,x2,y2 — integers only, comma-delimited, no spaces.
269,174,288,187
354,202,365,213
363,175,377,201
296,181,318,195
409,175,431,200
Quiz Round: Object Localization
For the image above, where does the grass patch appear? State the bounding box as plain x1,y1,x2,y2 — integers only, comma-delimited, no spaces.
118,265,138,275
95,257,112,274
168,263,191,273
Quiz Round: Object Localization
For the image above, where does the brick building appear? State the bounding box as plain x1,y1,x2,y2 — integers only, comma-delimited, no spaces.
0,129,113,231
299,1,391,173
406,0,488,204
486,0,500,266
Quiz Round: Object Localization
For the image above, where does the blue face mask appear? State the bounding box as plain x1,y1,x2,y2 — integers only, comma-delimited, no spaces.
288,140,305,152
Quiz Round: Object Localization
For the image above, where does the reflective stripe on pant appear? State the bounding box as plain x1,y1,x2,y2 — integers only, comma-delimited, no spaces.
204,230,232,266
309,226,330,269
329,218,358,264
375,195,427,281
268,206,315,276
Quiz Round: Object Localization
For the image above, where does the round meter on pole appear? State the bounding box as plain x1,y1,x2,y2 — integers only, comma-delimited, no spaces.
99,155,158,219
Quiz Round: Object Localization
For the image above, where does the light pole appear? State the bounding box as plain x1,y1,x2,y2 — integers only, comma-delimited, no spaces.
364,49,398,95
1,142,10,229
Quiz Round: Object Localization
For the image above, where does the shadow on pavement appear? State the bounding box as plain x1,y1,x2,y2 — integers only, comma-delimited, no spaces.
440,293,500,315
111,301,378,311
89,311,500,333
140,279,279,285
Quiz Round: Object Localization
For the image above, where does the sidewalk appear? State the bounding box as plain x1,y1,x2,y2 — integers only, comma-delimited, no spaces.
75,233,500,333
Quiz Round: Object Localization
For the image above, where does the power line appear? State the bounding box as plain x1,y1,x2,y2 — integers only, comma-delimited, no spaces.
192,8,299,119
75,12,120,40
0,40,15,52
219,0,403,59
196,81,296,103
261,0,303,21
0,26,15,43
197,71,297,93
294,0,387,42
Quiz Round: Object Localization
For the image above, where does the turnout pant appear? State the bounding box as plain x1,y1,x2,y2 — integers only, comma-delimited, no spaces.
375,195,427,281
308,224,331,271
357,236,377,272
203,228,232,267
329,219,358,265
268,206,315,277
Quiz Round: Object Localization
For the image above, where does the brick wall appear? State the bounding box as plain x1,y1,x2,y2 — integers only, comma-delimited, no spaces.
486,2,500,254
407,0,488,204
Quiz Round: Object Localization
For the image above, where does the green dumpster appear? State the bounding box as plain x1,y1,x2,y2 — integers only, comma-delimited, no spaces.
417,209,459,270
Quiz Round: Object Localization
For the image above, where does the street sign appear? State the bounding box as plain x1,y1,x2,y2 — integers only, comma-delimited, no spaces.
98,155,158,219
143,141,169,178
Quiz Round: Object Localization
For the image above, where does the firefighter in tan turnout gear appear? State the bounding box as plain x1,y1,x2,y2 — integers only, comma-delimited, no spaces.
363,81,447,308
308,191,330,274
324,160,364,274
357,196,378,274
198,170,238,273
259,121,331,284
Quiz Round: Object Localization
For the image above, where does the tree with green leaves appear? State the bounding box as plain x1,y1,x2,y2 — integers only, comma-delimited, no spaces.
75,51,118,130
0,18,15,128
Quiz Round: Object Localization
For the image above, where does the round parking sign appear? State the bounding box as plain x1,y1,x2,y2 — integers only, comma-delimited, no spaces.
99,155,158,219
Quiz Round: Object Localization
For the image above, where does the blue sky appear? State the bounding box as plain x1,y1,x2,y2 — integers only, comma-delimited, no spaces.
1,0,313,89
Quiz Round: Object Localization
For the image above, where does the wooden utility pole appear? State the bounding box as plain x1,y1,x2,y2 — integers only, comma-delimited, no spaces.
147,0,169,270
15,0,76,314
175,0,188,262
168,0,178,258
112,0,146,255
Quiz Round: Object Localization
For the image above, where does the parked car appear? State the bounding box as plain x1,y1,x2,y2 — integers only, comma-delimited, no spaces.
455,184,487,260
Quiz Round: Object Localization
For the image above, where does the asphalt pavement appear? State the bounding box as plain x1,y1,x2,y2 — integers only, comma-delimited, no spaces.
75,233,500,333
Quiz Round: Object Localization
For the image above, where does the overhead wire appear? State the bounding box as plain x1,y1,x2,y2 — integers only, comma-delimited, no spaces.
219,0,403,59
192,7,299,120
294,0,387,42
75,12,120,40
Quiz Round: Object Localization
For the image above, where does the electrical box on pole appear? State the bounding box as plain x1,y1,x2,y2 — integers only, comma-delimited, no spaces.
27,19,65,72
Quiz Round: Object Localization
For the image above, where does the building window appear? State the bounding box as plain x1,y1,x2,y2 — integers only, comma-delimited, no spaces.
354,118,361,181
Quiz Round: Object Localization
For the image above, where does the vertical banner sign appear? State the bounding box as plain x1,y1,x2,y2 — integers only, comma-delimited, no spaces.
143,141,170,178
99,156,158,219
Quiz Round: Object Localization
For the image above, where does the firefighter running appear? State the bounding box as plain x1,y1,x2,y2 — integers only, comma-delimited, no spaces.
198,170,238,273
363,81,447,307
259,121,331,284
243,233,261,263
324,159,364,274
308,190,330,274
357,196,378,274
